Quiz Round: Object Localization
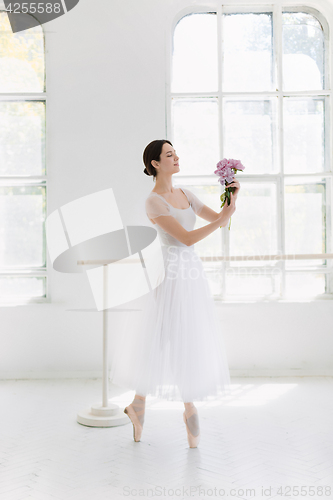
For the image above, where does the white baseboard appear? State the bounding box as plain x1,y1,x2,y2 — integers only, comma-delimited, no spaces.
0,369,332,380
0,371,103,380
229,369,333,377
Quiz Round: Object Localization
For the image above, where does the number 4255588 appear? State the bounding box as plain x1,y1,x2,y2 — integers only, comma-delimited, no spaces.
5,3,62,14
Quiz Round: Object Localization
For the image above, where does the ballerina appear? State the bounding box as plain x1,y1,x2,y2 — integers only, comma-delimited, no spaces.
120,139,240,447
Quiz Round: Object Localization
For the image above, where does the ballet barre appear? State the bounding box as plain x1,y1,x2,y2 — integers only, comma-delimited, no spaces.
78,253,333,266
201,253,333,261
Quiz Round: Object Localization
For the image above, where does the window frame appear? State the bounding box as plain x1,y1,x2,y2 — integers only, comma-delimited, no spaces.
0,7,48,305
166,3,333,302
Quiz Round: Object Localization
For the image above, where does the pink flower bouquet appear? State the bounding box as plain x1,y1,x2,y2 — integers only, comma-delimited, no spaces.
214,158,245,230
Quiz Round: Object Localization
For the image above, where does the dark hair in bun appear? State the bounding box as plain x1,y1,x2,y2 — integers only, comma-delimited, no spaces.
143,140,173,179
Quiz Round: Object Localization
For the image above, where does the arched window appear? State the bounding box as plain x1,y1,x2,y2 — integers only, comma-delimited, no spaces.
0,10,46,303
169,5,332,301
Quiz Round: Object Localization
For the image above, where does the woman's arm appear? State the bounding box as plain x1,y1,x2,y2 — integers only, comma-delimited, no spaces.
151,191,236,246
197,204,220,223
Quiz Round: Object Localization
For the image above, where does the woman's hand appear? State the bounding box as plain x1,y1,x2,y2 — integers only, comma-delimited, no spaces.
227,178,241,199
218,191,236,223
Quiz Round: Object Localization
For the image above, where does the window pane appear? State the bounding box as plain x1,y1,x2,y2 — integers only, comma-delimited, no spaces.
0,277,45,299
172,13,218,93
0,185,46,267
283,98,325,174
282,12,324,91
229,183,278,266
223,99,277,174
223,12,273,92
0,101,45,176
172,98,219,175
285,273,326,298
225,271,281,299
284,178,326,268
0,12,44,92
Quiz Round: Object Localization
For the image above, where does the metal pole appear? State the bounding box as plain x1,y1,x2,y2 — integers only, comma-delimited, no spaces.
102,264,108,408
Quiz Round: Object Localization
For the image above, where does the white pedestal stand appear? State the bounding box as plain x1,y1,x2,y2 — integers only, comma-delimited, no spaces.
76,263,131,427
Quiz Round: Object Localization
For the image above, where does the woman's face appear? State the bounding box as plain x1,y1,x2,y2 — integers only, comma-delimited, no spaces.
154,143,180,175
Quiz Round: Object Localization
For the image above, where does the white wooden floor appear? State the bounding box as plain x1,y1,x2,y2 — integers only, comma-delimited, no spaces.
1,377,333,500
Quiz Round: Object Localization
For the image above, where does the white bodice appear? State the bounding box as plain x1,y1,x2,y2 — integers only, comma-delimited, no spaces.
145,187,204,249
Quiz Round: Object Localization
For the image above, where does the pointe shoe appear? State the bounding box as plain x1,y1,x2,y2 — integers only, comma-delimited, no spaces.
183,406,200,448
124,402,145,442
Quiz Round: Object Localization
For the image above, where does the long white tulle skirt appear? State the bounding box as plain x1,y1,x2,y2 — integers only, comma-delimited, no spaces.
109,245,231,402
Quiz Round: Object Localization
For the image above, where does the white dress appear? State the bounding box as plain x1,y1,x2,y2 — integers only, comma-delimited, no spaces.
109,186,231,402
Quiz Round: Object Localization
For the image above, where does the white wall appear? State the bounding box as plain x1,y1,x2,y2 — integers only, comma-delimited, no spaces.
0,0,333,379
